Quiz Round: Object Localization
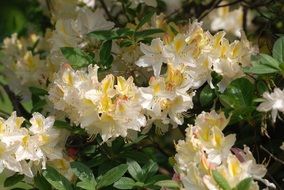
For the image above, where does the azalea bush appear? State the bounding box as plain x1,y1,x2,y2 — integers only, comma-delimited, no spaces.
0,0,284,189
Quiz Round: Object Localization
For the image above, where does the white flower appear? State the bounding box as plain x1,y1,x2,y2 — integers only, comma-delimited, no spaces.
0,112,67,177
257,88,284,123
140,65,194,129
175,111,273,190
281,142,284,150
0,141,22,174
49,65,146,142
136,38,167,76
74,8,114,35
206,1,253,37
164,34,196,67
79,0,95,8
0,34,51,98
50,7,114,51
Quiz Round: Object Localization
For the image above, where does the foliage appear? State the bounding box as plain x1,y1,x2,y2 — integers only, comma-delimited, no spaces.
0,0,284,189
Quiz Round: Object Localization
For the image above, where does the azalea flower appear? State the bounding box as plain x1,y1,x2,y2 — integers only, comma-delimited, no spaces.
136,38,167,76
257,88,284,123
49,65,146,141
0,34,51,99
140,65,195,129
175,111,274,190
0,112,68,177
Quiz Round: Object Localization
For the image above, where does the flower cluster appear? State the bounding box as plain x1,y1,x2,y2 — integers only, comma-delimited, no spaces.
175,111,275,189
0,33,51,98
136,21,254,92
1,0,282,188
49,64,146,141
206,1,253,37
0,112,68,177
50,7,114,51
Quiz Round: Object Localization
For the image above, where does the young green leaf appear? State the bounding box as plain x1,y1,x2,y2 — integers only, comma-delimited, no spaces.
4,173,24,187
61,47,93,69
88,30,117,40
141,160,159,182
235,177,252,190
70,161,96,190
244,54,280,74
135,29,164,39
219,78,255,109
70,161,95,182
29,87,48,96
199,84,216,107
273,36,284,63
34,173,52,190
96,164,128,189
136,11,155,31
212,170,231,190
145,175,169,186
43,166,73,190
127,159,144,182
113,177,136,189
154,180,180,189
99,40,113,69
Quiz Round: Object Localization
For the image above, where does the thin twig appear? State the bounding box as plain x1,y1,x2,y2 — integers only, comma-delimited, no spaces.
2,85,31,118
216,0,243,8
260,145,284,165
98,0,119,26
198,0,223,21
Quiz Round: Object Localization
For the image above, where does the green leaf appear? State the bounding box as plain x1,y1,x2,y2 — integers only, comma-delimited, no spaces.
136,11,155,31
77,181,96,190
212,170,231,190
0,6,27,40
88,28,134,41
4,173,24,187
113,177,136,189
61,47,93,69
199,84,216,107
273,36,284,63
154,180,180,189
227,106,255,124
219,78,255,109
127,159,144,182
135,29,164,39
29,87,48,96
99,40,113,69
142,160,159,182
34,173,52,190
31,99,47,112
70,161,96,190
88,30,116,40
145,175,169,186
120,150,151,164
96,164,128,189
256,80,268,95
43,166,73,190
70,161,94,182
235,177,252,190
54,120,71,130
100,40,112,60
244,54,280,74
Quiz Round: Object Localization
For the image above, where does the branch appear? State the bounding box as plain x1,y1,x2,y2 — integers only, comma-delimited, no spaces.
98,0,119,26
216,0,243,8
198,0,223,21
2,85,31,118
260,145,284,165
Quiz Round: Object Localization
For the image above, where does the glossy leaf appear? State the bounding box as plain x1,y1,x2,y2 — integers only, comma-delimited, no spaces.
96,164,128,189
43,166,73,190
